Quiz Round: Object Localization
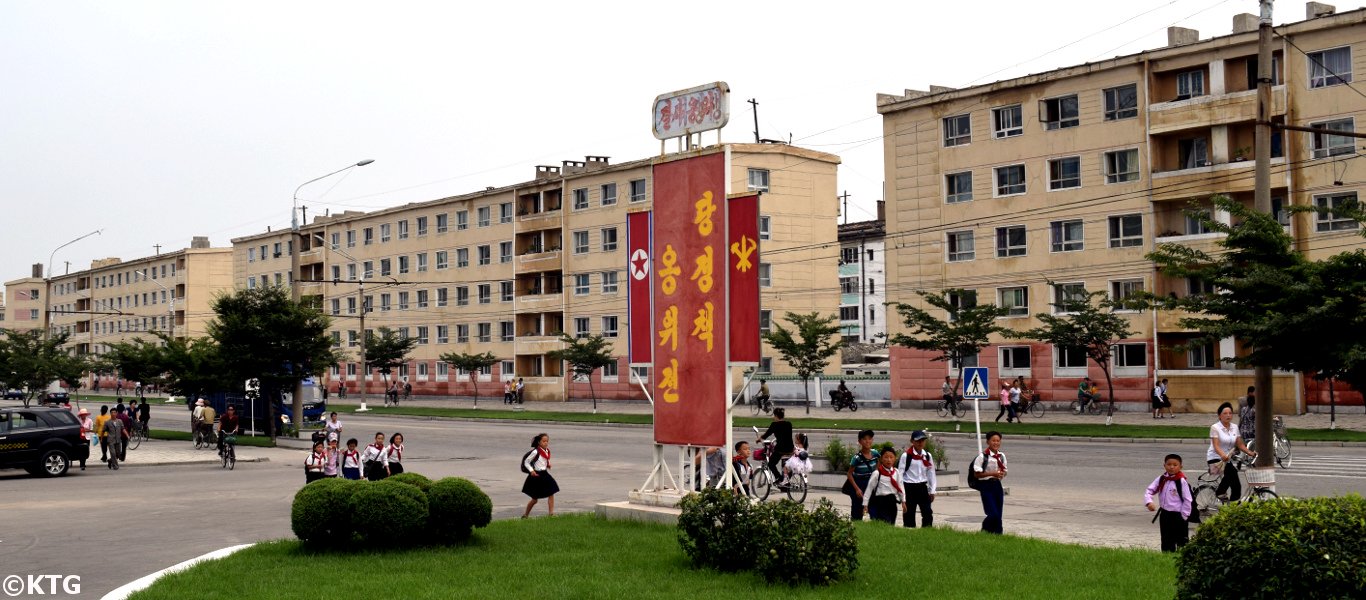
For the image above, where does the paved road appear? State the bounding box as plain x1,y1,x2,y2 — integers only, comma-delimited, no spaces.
3,408,1365,599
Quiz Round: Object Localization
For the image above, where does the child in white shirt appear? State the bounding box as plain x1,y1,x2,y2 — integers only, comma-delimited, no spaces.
781,433,813,486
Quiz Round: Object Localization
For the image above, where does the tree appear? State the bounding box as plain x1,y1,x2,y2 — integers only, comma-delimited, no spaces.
1018,284,1137,424
0,330,85,407
364,327,419,398
762,312,842,415
102,337,169,391
439,351,499,408
155,334,231,400
888,290,1013,397
206,286,337,431
547,333,615,413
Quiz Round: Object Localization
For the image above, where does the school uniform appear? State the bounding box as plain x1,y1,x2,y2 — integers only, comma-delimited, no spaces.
1144,472,1194,552
341,448,362,480
384,443,405,475
521,448,559,499
863,466,904,525
322,448,340,478
360,442,387,481
972,449,1008,534
304,450,326,483
899,449,938,528
845,452,878,521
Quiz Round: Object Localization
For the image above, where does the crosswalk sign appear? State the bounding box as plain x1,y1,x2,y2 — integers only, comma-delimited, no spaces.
962,367,990,399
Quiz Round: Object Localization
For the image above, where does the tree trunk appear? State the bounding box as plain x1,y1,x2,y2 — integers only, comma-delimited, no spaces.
589,375,598,413
1329,376,1337,429
803,377,811,415
472,376,480,409
1101,362,1115,426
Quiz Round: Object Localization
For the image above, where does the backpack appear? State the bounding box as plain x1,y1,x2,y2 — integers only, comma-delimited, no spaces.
1151,473,1200,524
967,452,998,491
520,449,536,474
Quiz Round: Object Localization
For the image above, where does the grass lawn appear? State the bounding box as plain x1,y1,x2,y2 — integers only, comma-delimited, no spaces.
129,514,1174,600
149,429,276,448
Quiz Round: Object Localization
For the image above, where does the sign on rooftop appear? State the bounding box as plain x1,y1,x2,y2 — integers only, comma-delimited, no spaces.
652,81,730,141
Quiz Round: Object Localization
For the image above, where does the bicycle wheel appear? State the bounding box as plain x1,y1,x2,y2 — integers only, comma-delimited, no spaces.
1069,401,1083,415
750,397,761,416
750,467,772,501
1249,487,1278,502
1089,399,1105,415
129,429,143,451
1029,401,1045,418
936,401,950,418
762,398,772,415
222,449,229,469
1274,437,1292,469
227,446,236,470
786,475,808,503
952,401,966,418
1194,484,1222,517
193,430,205,450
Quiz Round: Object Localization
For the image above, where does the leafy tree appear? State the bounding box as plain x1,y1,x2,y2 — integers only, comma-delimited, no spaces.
365,327,419,396
763,312,841,415
206,286,337,430
1018,284,1137,423
439,351,499,408
155,334,231,400
0,330,84,407
102,337,168,391
888,290,1013,397
547,333,615,412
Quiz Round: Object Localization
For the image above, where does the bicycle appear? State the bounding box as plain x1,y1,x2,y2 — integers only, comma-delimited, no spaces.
936,395,967,418
128,421,149,450
219,432,237,470
1069,395,1106,416
192,422,214,449
1191,451,1278,518
1017,392,1046,418
1272,416,1292,468
750,394,773,416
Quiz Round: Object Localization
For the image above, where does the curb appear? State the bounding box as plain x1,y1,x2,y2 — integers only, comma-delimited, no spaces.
95,457,271,468
101,544,253,600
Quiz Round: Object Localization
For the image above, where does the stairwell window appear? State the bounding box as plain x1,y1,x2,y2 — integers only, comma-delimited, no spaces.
1040,95,1079,129
747,169,770,192
1310,118,1355,158
1308,46,1353,88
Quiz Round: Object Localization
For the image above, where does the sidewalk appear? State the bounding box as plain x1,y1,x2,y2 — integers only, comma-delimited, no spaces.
86,438,288,468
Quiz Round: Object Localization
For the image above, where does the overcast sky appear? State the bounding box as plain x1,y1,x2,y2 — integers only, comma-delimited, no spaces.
3,0,1355,283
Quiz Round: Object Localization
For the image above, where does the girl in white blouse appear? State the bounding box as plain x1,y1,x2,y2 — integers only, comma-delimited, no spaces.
1208,402,1255,501
521,433,558,518
360,432,387,481
863,447,904,524
384,432,405,475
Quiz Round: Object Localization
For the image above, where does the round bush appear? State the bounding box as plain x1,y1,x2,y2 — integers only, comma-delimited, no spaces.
426,477,493,542
1176,495,1366,599
349,480,430,546
753,498,858,586
676,487,759,572
291,478,360,546
386,472,433,492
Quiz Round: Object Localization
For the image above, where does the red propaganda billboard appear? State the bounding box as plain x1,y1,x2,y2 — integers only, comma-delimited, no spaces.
727,193,760,364
626,210,653,367
651,152,728,447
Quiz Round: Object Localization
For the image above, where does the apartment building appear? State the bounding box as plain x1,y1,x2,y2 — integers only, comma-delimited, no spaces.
837,205,887,343
44,238,233,372
2,269,45,336
232,143,841,402
878,3,1366,412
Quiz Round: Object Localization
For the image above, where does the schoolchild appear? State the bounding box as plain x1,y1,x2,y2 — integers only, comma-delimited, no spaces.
384,432,405,475
731,440,754,496
341,438,362,480
863,447,904,525
972,431,1008,534
361,432,387,481
521,433,558,517
304,441,326,483
322,438,340,478
1144,453,1194,552
781,433,813,486
843,430,878,521
899,430,938,528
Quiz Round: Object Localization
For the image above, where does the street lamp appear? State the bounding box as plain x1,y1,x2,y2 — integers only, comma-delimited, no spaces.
326,241,372,412
289,160,374,435
42,229,103,339
133,269,175,341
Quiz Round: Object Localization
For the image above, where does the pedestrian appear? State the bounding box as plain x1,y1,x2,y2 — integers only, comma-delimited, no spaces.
1152,380,1165,419
515,378,525,403
995,382,1015,423
116,378,123,397
842,429,878,521
863,447,904,525
899,430,937,528
361,432,387,481
1159,379,1174,418
1239,387,1257,445
127,399,138,425
324,411,344,440
521,433,558,517
103,408,127,470
503,380,515,404
114,406,134,462
92,378,100,393
76,408,93,471
971,431,1008,534
385,432,405,475
1209,402,1254,502
341,438,362,480
94,406,111,463
322,437,341,479
305,441,326,483
1009,379,1022,419
138,398,150,433
730,441,753,496
1144,453,1194,552
403,380,412,401
336,381,346,399
757,407,794,481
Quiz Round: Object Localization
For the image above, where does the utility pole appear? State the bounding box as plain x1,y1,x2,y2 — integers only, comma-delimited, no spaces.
838,190,851,225
356,279,370,412
748,98,760,143
1252,0,1276,482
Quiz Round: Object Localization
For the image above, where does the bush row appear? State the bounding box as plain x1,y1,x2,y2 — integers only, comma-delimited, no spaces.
291,473,492,548
677,488,858,586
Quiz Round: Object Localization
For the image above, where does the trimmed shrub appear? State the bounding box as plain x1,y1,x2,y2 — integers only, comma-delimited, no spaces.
1176,495,1366,599
349,480,429,546
387,472,433,492
291,477,360,546
824,437,852,472
426,477,493,542
752,498,858,586
676,488,760,572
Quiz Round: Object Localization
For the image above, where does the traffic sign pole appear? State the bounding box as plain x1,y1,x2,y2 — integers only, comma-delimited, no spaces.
961,367,991,453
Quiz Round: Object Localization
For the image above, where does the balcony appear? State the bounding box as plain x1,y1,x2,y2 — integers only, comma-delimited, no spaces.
516,334,565,355
1150,157,1285,202
516,292,563,312
298,281,324,296
1148,86,1285,135
519,249,562,268
1156,309,1201,333
1153,231,1224,254
299,247,325,265
518,207,562,230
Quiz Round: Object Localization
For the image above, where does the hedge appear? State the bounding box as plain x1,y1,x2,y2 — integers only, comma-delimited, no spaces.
349,480,430,546
427,477,493,542
291,478,358,547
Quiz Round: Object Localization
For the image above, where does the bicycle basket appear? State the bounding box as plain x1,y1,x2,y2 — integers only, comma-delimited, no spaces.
752,447,767,461
1272,416,1287,437
223,434,237,445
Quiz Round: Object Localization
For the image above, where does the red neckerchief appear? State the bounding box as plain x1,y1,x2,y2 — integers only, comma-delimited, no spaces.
344,449,359,464
910,449,932,468
369,442,384,455
877,464,903,494
536,446,551,469
309,451,325,469
1155,472,1186,496
388,444,402,462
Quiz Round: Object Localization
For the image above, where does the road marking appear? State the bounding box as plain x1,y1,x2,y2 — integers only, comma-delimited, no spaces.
100,544,252,600
1276,455,1366,479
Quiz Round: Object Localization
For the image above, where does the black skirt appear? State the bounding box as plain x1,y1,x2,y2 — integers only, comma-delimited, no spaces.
522,470,559,499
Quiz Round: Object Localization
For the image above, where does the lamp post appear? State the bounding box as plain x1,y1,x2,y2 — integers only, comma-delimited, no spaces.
134,269,175,341
289,160,374,435
326,242,371,412
43,230,103,339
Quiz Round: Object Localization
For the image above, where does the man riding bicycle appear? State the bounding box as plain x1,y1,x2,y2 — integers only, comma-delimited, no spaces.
218,405,241,455
1078,376,1096,412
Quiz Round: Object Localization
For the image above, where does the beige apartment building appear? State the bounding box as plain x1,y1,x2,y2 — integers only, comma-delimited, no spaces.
2,269,45,336
232,143,840,402
879,3,1366,413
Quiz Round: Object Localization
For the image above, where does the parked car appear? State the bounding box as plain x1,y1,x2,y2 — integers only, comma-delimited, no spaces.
2,389,26,400
41,391,71,406
0,406,90,477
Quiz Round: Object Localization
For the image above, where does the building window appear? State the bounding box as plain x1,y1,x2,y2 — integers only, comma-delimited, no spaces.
477,206,491,228
1048,157,1081,190
758,357,773,374
1188,340,1214,368
436,213,448,233
477,284,491,304
1108,214,1143,248
630,179,647,202
601,271,619,294
759,310,772,335
942,114,971,147
348,331,358,348
1115,343,1146,367
994,165,1025,196
573,274,590,295
946,171,973,203
1103,84,1138,120
1176,70,1205,99
380,259,392,277
501,281,514,302
1314,192,1360,232
1308,46,1352,88
601,361,618,379
437,288,448,307
1000,346,1031,369
398,256,410,274
456,324,469,343
398,220,409,239
998,286,1028,317
758,216,771,240
1041,95,1079,129
1050,220,1084,252
416,289,429,308
841,247,860,264
456,286,469,306
1057,345,1088,368
946,231,975,262
477,245,491,266
456,248,469,268
573,188,589,210
1104,149,1140,183
416,216,428,237
417,253,428,272
1310,118,1355,158
758,263,772,288
477,323,491,343
601,227,618,252
1111,279,1144,304
573,230,589,254
500,241,513,264
248,247,256,262
501,202,513,223
601,183,617,206
380,223,392,242
363,228,374,245
840,277,857,294
456,210,468,230
1054,282,1087,313
574,317,590,338
992,104,1023,138
602,316,619,338
436,251,448,270
840,306,859,321
747,168,770,192
995,225,1026,257
346,230,356,247
500,321,515,342
947,290,976,322
380,293,391,312
1186,210,1214,235
416,326,429,344
950,353,979,369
